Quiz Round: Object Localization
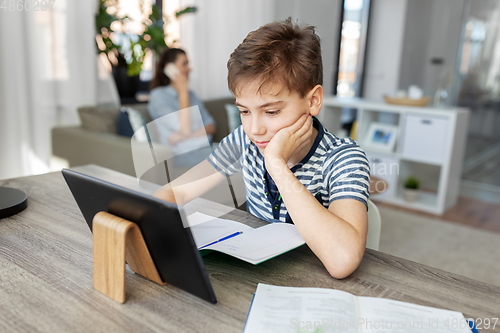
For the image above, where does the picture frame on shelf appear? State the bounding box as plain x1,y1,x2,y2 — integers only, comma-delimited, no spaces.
363,122,398,153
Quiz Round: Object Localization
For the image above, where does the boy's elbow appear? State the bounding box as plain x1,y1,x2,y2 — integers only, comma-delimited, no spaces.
323,243,365,279
325,261,359,279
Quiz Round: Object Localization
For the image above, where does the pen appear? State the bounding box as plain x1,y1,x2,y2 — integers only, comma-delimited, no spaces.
199,231,243,249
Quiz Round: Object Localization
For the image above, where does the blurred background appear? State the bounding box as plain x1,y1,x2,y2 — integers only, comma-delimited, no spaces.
1,0,499,204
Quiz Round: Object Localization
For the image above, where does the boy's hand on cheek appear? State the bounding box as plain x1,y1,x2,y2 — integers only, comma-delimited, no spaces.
264,114,313,176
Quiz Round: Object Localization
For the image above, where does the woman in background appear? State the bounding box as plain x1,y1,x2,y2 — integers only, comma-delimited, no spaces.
148,48,216,166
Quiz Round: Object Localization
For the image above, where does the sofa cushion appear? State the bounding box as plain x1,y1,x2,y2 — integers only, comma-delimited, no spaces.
116,106,149,143
77,98,233,140
225,103,241,133
78,106,120,133
122,103,151,122
116,110,134,137
78,104,152,134
203,97,236,142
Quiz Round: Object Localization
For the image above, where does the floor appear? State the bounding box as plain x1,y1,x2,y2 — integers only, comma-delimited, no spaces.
377,205,500,288
375,196,500,234
462,138,500,186
461,103,500,187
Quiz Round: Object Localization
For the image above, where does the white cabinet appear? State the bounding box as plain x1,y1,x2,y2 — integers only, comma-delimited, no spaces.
365,152,398,199
401,115,449,165
321,97,469,215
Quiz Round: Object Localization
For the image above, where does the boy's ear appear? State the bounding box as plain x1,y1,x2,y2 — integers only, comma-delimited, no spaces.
308,85,323,117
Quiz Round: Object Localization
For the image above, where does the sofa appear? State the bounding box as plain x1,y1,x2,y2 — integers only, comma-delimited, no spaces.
51,97,248,208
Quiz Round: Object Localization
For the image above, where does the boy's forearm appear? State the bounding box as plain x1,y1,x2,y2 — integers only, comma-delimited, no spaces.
269,163,365,278
153,185,181,205
152,160,228,207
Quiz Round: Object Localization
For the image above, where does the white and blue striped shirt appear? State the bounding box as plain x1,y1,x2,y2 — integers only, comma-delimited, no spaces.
207,117,370,224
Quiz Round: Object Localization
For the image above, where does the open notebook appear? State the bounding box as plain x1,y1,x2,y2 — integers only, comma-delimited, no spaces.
186,212,305,265
243,284,480,333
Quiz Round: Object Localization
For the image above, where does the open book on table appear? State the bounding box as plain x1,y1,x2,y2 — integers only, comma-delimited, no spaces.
244,283,478,333
186,212,305,265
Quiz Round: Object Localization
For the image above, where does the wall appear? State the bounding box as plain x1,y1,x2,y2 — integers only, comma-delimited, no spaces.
179,0,275,99
362,0,408,101
178,0,467,101
273,0,342,96
179,0,342,99
397,0,432,94
398,0,465,97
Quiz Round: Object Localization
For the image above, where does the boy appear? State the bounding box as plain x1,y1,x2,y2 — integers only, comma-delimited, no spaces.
154,18,370,279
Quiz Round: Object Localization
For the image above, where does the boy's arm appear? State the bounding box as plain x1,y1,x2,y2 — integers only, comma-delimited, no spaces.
158,125,245,205
269,167,367,279
153,159,227,206
265,114,368,279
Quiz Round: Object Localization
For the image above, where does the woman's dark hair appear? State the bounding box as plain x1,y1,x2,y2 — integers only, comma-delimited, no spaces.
149,48,186,90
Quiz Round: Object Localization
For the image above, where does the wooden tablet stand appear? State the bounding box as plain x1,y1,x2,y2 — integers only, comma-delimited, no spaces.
92,211,167,303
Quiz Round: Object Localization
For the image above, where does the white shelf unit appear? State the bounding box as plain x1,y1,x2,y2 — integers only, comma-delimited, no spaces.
320,97,470,215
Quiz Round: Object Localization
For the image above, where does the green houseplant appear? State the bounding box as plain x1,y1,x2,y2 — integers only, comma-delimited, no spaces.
95,0,196,97
403,176,420,202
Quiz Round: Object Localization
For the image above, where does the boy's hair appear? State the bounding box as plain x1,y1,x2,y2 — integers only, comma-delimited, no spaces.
227,18,323,98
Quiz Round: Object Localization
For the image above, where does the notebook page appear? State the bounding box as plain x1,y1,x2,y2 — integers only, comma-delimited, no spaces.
357,296,472,333
244,283,360,333
203,223,305,264
186,212,217,226
187,212,253,248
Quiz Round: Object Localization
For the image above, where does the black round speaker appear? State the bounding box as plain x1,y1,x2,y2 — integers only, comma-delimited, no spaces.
0,187,28,219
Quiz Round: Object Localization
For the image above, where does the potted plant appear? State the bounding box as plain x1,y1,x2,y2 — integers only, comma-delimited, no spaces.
95,0,196,99
403,176,420,202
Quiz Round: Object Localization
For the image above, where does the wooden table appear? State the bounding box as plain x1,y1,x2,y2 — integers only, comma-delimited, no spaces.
0,165,499,332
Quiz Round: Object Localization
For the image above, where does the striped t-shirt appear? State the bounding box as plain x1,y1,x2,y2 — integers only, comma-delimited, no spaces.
207,117,370,224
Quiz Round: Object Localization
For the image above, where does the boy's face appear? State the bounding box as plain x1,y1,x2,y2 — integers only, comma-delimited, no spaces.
235,79,317,153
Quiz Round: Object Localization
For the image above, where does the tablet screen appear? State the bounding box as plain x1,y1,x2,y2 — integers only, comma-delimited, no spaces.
62,169,217,304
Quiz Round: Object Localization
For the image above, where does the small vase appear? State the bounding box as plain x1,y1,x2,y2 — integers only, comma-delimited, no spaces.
403,188,419,202
433,89,448,107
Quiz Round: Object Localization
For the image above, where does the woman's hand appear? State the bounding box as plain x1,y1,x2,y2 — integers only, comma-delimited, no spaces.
264,114,314,176
170,71,191,134
169,72,189,96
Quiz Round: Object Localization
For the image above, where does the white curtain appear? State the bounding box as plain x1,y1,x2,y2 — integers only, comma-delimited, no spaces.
175,0,275,100
0,0,119,180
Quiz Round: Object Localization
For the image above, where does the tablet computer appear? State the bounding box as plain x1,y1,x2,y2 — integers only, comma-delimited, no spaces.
62,169,217,304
